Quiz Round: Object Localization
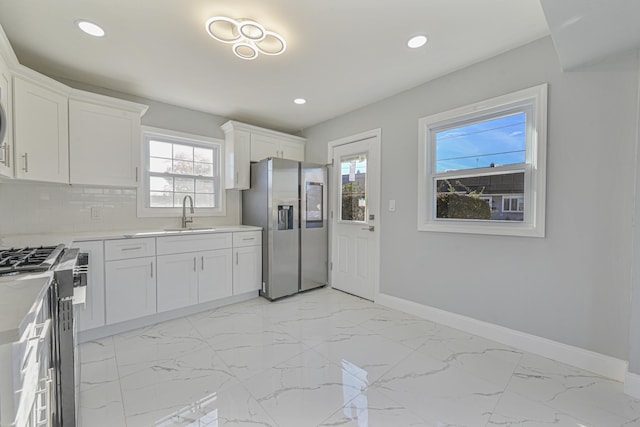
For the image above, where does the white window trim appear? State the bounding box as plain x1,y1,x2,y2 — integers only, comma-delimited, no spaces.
137,126,226,218
417,84,547,237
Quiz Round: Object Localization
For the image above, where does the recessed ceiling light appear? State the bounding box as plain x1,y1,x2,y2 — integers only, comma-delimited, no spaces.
293,98,306,105
76,20,105,37
407,35,427,49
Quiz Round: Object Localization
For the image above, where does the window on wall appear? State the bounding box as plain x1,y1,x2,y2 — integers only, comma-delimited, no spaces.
138,127,225,217
417,84,547,237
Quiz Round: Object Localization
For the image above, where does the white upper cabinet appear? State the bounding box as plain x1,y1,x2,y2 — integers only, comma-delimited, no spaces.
221,120,306,190
69,98,147,187
0,52,12,178
251,133,305,162
13,76,69,183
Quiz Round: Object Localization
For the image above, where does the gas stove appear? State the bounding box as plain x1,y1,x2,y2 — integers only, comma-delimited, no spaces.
0,244,66,276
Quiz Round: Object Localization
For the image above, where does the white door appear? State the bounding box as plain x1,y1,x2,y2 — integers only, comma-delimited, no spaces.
330,132,380,301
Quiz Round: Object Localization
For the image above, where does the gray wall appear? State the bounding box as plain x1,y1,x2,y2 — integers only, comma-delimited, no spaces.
302,37,640,361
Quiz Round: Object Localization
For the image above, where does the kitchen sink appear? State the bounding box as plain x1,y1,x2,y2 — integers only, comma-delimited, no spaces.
123,228,217,237
163,227,217,232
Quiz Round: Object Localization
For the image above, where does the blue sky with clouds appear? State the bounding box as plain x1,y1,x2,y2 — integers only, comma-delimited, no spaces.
436,113,526,172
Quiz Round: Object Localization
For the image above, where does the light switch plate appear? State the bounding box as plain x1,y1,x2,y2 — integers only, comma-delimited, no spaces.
388,200,396,212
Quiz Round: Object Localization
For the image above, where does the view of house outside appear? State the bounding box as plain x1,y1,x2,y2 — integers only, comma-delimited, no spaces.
341,156,367,222
434,112,526,221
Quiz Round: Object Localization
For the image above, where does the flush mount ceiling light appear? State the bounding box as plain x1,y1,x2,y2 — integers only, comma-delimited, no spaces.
293,98,306,105
407,35,428,49
205,16,286,60
76,20,105,37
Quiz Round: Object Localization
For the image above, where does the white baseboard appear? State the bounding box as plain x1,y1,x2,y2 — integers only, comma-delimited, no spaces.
376,292,628,382
625,371,640,398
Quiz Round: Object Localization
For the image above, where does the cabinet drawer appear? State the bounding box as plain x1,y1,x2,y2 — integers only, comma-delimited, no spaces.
105,238,156,261
233,231,262,247
156,233,233,255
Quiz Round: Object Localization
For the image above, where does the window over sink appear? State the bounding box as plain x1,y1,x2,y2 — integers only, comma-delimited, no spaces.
138,127,225,217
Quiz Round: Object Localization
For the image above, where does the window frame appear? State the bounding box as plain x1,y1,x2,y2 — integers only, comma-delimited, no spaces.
417,84,547,237
137,126,225,218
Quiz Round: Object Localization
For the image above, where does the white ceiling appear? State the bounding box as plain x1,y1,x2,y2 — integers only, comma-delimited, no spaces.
0,0,551,133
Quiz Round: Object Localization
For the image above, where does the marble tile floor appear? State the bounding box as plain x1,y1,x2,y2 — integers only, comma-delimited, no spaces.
78,287,640,426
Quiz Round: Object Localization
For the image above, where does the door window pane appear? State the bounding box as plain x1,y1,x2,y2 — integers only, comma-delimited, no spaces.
340,154,367,222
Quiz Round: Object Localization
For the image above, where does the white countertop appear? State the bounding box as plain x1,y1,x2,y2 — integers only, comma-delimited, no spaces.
0,225,262,248
0,272,51,345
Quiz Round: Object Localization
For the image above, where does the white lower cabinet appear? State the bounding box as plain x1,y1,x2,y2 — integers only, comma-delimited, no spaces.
105,256,156,324
156,252,199,312
85,230,260,334
71,240,105,332
156,248,234,312
199,249,233,302
233,231,262,295
233,245,262,295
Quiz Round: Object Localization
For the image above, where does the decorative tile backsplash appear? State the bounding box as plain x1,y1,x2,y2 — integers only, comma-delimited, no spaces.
0,181,241,236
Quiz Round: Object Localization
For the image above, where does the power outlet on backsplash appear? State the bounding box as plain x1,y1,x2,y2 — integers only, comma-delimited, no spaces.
90,207,102,220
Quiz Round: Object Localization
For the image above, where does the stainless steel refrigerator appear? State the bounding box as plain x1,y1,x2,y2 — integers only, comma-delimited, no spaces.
242,157,327,300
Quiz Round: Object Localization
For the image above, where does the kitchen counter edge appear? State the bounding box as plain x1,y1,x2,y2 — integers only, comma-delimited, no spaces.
0,225,262,248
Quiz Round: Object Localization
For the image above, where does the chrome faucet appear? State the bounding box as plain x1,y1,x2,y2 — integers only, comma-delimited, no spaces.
181,195,194,228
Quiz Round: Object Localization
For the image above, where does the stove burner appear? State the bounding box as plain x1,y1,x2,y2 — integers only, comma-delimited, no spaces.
0,245,65,276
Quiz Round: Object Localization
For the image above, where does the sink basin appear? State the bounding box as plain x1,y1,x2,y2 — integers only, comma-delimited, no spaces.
123,228,217,238
163,227,217,232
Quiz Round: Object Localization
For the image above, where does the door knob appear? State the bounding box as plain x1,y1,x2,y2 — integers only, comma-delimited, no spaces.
362,226,375,232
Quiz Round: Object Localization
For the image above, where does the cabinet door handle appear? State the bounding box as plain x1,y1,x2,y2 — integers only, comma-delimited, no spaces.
193,257,196,272
6,144,9,168
121,246,143,251
135,167,139,183
22,152,28,172
236,252,238,265
150,262,154,278
235,171,239,184
201,256,204,271
242,237,254,241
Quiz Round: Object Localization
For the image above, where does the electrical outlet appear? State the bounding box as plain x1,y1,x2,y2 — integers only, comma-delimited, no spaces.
90,207,101,219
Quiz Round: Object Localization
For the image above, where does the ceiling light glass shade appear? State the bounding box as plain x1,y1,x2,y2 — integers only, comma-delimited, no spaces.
407,35,428,48
76,20,105,37
233,42,258,60
206,17,241,43
206,16,286,60
238,20,266,41
255,31,287,55
293,98,306,105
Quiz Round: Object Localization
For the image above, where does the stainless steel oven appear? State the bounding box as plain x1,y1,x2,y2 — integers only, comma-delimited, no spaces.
0,245,88,427
52,248,87,427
